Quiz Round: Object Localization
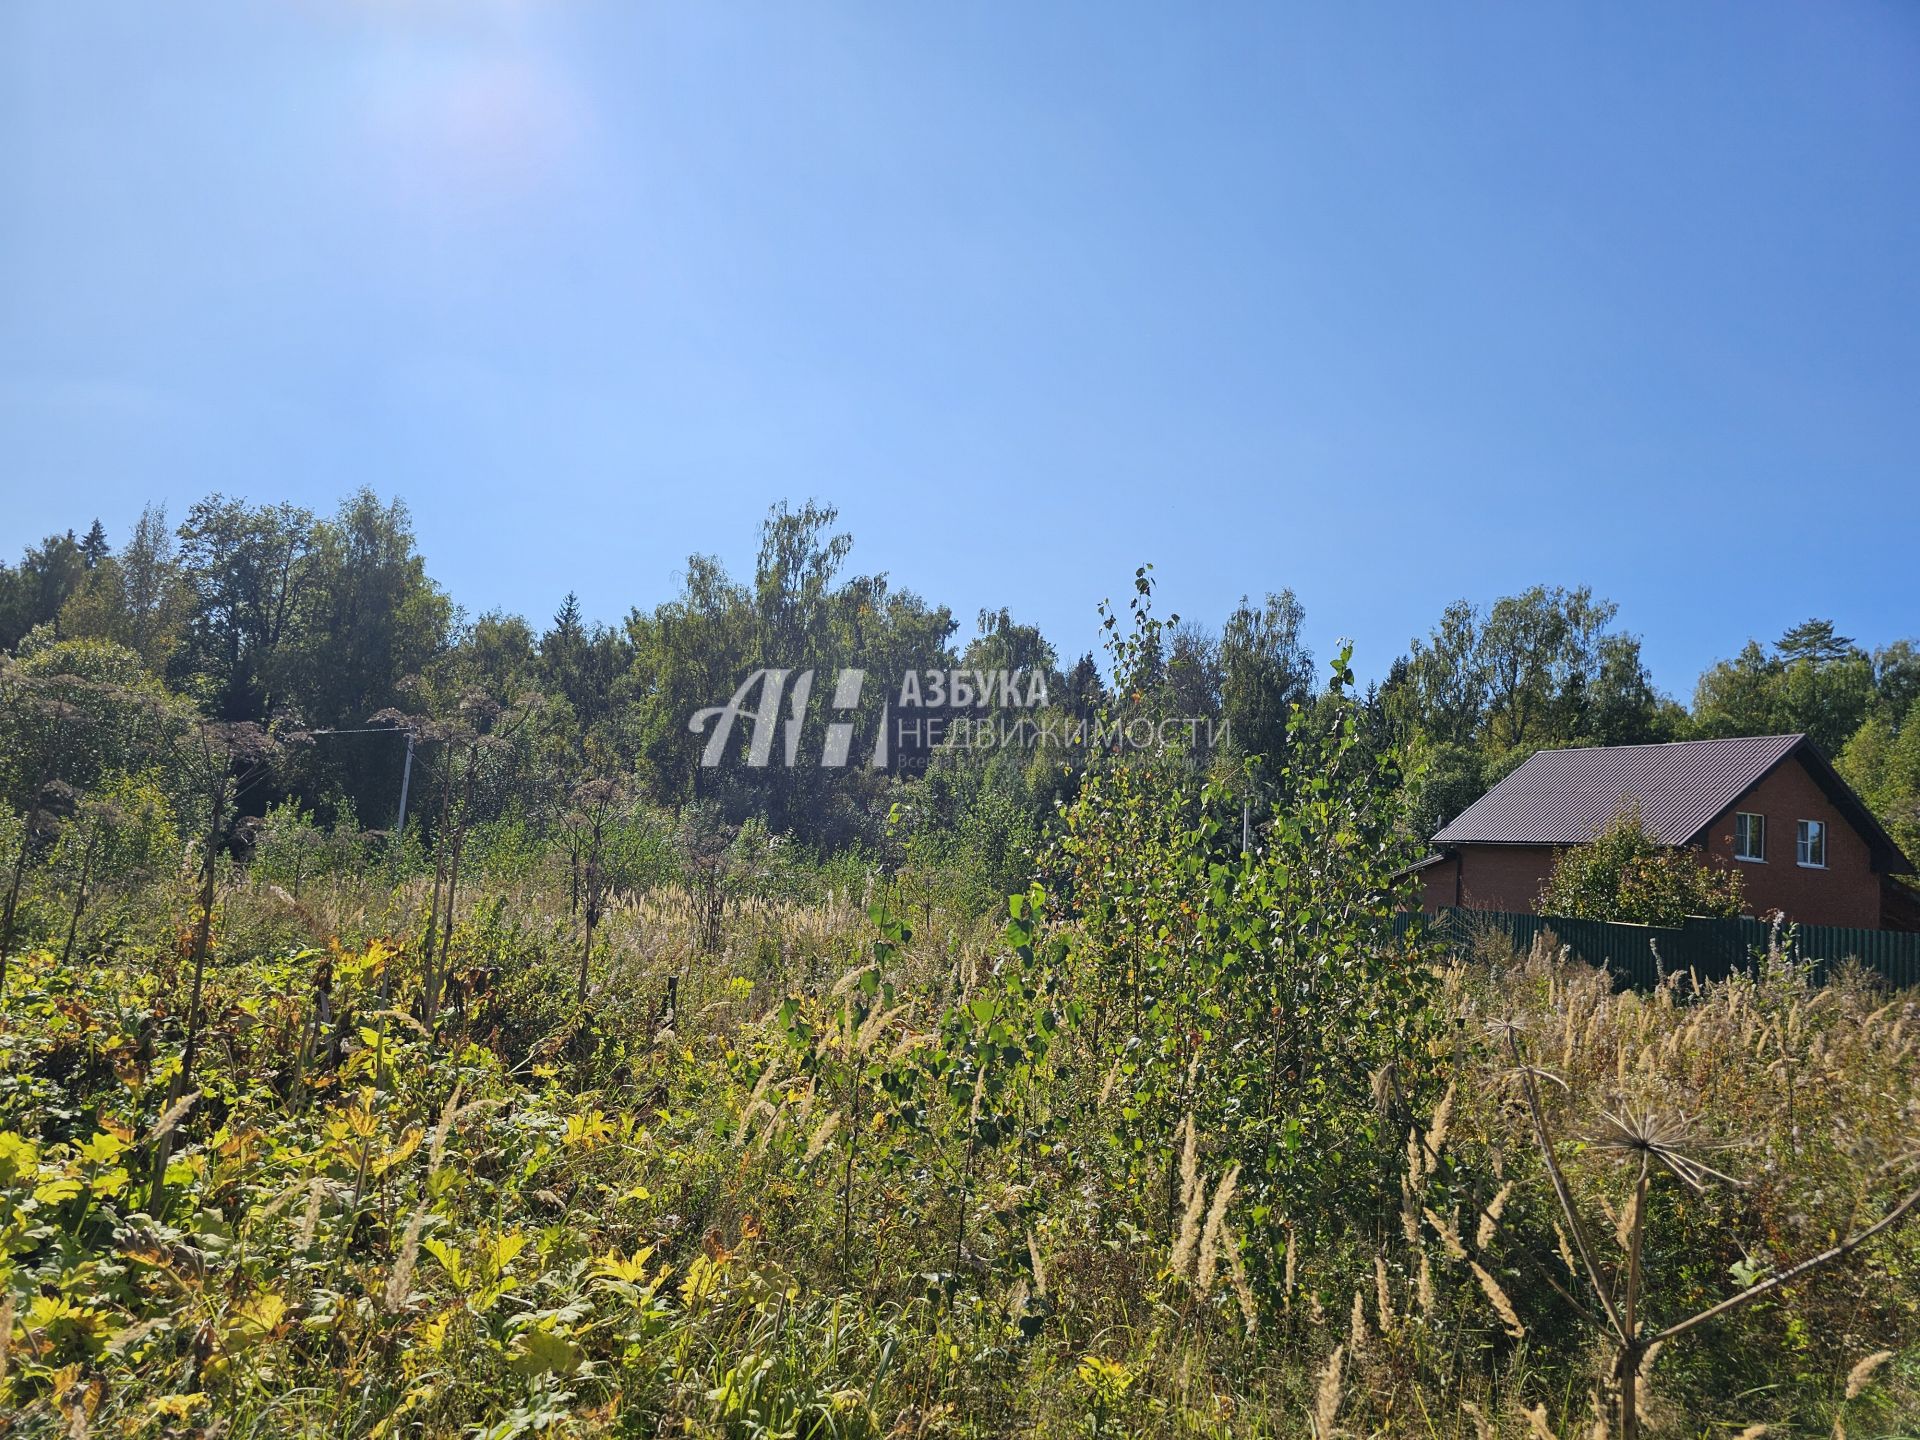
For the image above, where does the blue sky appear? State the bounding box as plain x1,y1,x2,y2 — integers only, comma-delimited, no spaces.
3,2,1916,693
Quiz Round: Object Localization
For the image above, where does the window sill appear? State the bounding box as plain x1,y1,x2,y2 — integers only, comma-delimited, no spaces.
1734,856,1766,865
1796,862,1827,870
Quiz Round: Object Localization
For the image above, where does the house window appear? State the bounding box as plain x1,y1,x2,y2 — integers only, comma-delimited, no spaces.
1796,820,1826,868
1733,812,1765,861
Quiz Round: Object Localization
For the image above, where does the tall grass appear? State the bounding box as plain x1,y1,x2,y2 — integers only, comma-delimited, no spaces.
0,861,1914,1437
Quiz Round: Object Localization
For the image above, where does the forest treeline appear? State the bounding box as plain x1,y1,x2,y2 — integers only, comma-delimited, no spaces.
2,490,1917,875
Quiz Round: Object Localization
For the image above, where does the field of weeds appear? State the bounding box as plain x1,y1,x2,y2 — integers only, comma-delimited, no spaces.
0,844,1916,1439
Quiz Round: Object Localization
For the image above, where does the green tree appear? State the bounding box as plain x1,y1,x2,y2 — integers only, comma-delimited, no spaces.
57,504,193,672
626,501,954,839
1403,736,1489,842
0,638,173,813
1059,651,1107,717
448,610,539,701
1478,585,1652,750
1838,714,1920,864
278,490,450,729
537,593,632,752
1054,577,1442,1295
1693,619,1874,755
1161,620,1221,722
78,520,109,569
1397,599,1485,746
173,496,317,719
1776,618,1855,664
0,639,176,983
1583,632,1678,746
270,492,451,823
1690,640,1781,735
0,530,88,651
961,607,1058,688
1871,639,1920,726
1389,588,1667,841
626,553,756,803
1218,589,1312,769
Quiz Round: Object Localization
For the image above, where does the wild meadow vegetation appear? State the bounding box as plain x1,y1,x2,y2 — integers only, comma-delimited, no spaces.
0,499,1917,1436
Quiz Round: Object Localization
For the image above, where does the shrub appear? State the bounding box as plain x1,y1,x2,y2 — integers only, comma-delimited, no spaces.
1538,805,1744,924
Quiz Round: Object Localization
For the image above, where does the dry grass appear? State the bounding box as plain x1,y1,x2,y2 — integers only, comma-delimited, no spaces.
2,867,1916,1438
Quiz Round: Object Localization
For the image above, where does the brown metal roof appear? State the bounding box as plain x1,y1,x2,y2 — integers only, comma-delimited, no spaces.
1432,735,1805,848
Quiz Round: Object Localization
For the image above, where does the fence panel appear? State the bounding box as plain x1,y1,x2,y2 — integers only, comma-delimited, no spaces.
1398,908,1920,990
1786,923,1920,988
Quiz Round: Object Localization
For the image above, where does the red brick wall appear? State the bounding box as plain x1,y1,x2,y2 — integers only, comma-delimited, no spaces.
1700,756,1882,928
1420,845,1559,914
1419,854,1459,912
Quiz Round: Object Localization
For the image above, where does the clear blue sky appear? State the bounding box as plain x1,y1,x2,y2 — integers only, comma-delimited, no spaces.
3,3,1916,693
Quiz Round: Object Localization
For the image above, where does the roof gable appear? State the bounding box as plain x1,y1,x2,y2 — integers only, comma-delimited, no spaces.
1432,735,1804,848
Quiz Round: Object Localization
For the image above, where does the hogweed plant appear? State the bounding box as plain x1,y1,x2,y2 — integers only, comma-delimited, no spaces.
1503,1018,1920,1440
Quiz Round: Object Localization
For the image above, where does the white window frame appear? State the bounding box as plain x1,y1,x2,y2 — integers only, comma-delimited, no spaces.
1796,819,1827,869
1733,811,1765,862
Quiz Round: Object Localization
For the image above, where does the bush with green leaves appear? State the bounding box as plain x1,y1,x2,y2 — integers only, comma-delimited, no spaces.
1538,805,1744,925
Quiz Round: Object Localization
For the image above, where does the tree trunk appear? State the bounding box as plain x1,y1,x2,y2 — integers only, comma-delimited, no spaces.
151,781,224,1213
61,816,102,967
0,824,32,997
434,751,478,1017
579,895,594,1002
179,785,225,1092
420,754,456,1020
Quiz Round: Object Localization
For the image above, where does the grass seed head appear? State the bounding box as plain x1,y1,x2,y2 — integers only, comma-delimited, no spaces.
1312,1343,1344,1436
1843,1348,1893,1400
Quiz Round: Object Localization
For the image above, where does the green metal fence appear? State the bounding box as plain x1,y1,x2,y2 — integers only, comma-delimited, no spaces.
1397,908,1920,990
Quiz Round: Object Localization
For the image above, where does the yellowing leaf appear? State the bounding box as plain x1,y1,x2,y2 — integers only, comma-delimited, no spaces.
680,1253,724,1308
148,1395,209,1421
77,1131,130,1165
372,1127,423,1177
33,1175,84,1207
224,1290,290,1346
509,1324,582,1378
0,1132,39,1184
563,1110,616,1151
488,1230,529,1276
591,1244,657,1285
424,1237,466,1289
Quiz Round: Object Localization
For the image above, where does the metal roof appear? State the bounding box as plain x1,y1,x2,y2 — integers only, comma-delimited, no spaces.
1432,735,1806,848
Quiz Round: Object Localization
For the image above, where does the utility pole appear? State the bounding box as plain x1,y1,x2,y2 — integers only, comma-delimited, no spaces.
395,731,415,837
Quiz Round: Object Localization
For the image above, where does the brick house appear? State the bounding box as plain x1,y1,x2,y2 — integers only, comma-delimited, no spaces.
1412,734,1915,930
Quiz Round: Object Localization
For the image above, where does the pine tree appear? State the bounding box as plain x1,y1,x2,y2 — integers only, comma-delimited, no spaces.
1777,618,1856,665
80,519,110,569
